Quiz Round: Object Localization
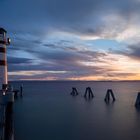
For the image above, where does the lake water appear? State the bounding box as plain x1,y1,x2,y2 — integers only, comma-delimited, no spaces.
11,81,140,140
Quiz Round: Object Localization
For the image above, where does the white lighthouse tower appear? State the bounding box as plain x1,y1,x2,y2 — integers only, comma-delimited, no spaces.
0,28,10,90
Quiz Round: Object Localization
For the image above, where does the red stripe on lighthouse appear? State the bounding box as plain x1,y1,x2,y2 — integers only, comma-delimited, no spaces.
0,60,6,66
0,40,6,44
0,47,6,53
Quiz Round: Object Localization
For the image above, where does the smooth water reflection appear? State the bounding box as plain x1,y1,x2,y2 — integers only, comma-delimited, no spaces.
11,81,140,140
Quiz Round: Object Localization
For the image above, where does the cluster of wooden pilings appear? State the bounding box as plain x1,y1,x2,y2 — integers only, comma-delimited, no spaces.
70,87,140,107
0,85,23,140
104,89,115,103
84,87,94,99
70,87,115,102
70,88,78,96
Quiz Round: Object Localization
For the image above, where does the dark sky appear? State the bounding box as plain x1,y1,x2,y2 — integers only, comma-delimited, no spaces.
1,0,140,80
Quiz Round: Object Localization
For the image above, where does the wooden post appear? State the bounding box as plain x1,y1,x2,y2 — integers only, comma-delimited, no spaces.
104,92,110,102
84,87,94,99
20,85,23,97
14,90,18,99
135,92,140,108
105,89,116,103
70,87,78,96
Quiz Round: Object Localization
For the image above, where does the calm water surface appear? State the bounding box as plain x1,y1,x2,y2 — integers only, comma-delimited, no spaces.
11,81,140,140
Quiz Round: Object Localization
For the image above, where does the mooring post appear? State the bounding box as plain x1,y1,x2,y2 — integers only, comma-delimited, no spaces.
84,87,94,99
20,85,23,97
105,89,116,103
104,91,110,102
90,88,94,98
135,92,140,108
84,88,87,98
70,87,78,96
14,90,18,99
70,87,74,96
110,90,115,101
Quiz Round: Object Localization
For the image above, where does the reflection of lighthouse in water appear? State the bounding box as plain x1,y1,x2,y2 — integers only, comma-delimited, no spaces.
0,28,10,90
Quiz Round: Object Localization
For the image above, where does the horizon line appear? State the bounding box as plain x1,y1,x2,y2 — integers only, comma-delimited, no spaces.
9,80,140,82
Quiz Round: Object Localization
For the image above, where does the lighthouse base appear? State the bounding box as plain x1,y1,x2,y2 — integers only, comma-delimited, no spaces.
2,84,8,90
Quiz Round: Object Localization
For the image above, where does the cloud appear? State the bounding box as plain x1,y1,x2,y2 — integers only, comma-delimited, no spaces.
7,57,32,64
1,0,140,80
1,0,140,47
112,42,140,61
123,43,140,60
6,28,140,81
1,0,140,36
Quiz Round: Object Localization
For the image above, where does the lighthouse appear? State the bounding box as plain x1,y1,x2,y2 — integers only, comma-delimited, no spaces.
0,28,10,90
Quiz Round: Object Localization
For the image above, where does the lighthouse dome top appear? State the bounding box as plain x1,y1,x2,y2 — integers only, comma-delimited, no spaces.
0,28,7,34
